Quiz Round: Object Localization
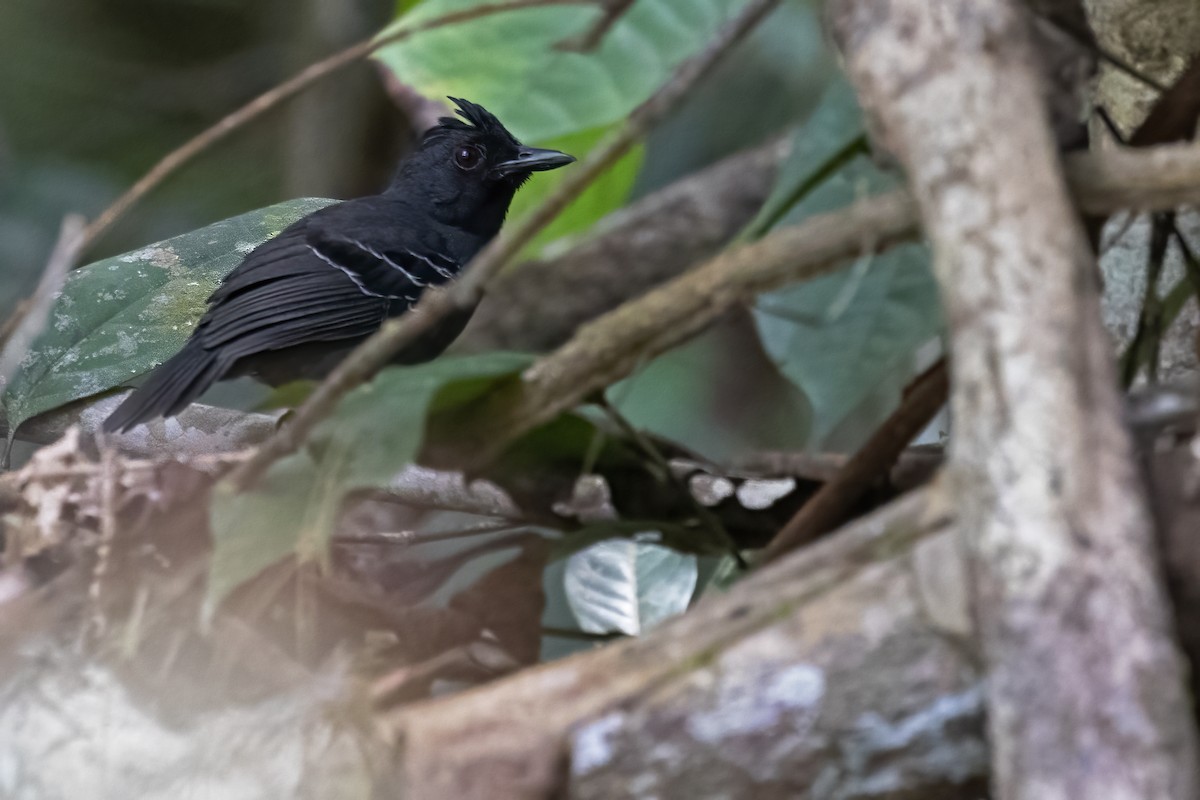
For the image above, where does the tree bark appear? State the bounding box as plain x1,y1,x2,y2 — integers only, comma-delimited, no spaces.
829,1,1200,798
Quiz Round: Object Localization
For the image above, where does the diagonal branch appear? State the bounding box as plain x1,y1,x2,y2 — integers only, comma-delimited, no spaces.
761,357,948,562
437,190,920,468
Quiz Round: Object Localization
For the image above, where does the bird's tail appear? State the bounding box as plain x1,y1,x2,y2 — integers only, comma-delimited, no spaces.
102,340,228,433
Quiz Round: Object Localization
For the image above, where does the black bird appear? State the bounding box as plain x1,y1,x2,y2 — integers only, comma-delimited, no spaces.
103,98,573,433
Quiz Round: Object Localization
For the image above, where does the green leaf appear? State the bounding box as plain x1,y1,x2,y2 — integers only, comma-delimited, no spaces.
753,158,941,446
374,0,745,143
564,538,697,635
1,198,333,435
205,352,535,617
741,75,867,240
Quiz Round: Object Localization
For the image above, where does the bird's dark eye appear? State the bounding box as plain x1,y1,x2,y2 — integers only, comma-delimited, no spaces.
454,145,483,171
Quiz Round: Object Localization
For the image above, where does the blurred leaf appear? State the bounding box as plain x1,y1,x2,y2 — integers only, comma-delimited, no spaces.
374,0,745,143
753,158,941,446
206,352,534,616
1,199,333,436
504,125,644,256
741,75,867,240
564,538,697,635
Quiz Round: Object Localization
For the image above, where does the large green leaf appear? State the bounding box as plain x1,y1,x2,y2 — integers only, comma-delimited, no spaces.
375,0,746,143
206,352,535,616
1,198,333,435
753,158,941,447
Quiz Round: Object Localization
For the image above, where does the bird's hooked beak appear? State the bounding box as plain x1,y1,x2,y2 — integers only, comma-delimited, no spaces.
493,147,575,177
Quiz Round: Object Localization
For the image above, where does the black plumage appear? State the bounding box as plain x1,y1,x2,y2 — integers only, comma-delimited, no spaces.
104,98,573,432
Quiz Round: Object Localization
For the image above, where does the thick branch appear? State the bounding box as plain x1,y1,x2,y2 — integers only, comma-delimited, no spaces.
438,190,920,468
831,1,1200,797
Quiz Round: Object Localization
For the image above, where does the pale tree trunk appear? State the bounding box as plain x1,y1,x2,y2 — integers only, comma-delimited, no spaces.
829,1,1200,798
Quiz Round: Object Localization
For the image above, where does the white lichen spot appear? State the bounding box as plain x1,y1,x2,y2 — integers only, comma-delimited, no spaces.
571,711,626,776
119,246,180,270
234,241,258,254
736,478,797,510
119,247,158,263
686,663,825,743
689,474,735,506
115,330,138,357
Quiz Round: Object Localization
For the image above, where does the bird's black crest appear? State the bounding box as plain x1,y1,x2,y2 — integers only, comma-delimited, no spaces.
424,97,519,146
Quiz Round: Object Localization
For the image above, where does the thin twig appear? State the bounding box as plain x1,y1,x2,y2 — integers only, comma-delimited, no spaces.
227,0,784,491
79,0,598,253
0,216,86,389
1,215,86,468
556,0,635,52
761,358,949,563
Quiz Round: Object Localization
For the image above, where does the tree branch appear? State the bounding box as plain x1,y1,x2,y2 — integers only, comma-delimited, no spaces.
761,357,948,562
0,216,86,390
437,190,920,469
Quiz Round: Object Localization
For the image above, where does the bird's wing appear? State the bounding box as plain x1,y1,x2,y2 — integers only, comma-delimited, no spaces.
194,217,463,360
